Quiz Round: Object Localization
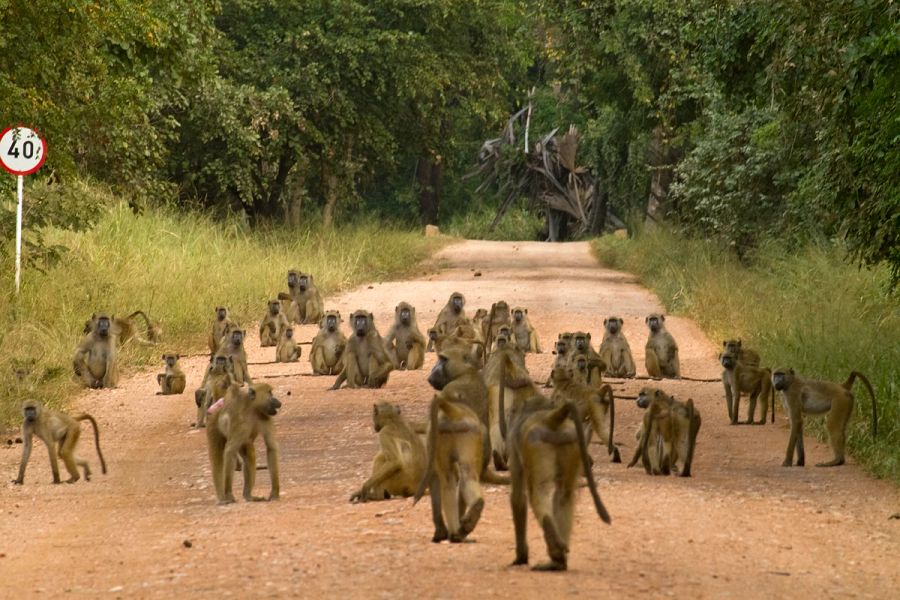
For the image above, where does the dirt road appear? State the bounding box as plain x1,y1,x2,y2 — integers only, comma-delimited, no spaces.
2,240,897,599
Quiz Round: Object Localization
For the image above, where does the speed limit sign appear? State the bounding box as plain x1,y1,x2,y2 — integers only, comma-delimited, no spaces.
1,127,46,175
2,125,47,294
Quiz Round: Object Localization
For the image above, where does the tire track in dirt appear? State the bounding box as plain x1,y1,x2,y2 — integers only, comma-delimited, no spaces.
2,240,897,598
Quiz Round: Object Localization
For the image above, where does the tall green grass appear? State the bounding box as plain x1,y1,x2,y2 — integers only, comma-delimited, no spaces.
593,228,899,481
444,201,544,241
0,196,447,426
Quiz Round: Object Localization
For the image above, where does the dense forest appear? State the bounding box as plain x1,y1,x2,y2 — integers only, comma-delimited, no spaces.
1,1,897,283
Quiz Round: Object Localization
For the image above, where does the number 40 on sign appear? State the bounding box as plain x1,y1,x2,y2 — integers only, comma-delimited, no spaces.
0,126,48,293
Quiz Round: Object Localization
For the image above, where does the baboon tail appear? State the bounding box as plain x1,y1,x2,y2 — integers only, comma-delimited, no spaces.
847,371,877,439
567,402,611,524
75,414,107,474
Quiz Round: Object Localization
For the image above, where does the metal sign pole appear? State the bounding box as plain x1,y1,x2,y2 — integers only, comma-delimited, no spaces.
15,174,23,293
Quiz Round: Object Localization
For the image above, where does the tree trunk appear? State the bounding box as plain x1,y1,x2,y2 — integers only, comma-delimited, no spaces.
417,155,443,225
322,165,338,228
287,167,304,229
264,152,293,218
588,180,608,236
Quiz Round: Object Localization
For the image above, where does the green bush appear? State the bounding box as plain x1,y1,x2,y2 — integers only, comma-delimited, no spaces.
593,228,900,481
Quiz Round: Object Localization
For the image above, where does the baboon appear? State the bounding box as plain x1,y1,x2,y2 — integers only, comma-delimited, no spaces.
627,387,701,477
84,310,161,345
414,393,486,543
720,349,773,425
72,313,119,389
275,328,301,363
286,271,325,325
483,340,538,470
484,300,513,354
195,355,234,429
490,325,513,352
598,317,636,378
508,397,611,571
544,332,574,389
550,366,620,462
568,331,605,385
722,339,761,368
350,402,426,503
206,383,282,504
259,300,289,347
644,314,680,379
209,307,235,355
383,302,426,370
13,399,107,485
472,308,489,339
772,368,877,467
310,310,346,375
511,307,541,353
157,353,186,395
219,329,251,385
428,292,467,351
330,310,393,389
431,321,484,366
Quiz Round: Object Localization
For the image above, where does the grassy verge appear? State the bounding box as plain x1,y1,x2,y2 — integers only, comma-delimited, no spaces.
593,228,899,482
0,195,448,426
444,201,544,241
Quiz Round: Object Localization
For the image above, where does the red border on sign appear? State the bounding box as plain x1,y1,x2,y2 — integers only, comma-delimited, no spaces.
0,126,48,176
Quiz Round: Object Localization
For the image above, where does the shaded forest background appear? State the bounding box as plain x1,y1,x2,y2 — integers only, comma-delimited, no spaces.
0,0,898,282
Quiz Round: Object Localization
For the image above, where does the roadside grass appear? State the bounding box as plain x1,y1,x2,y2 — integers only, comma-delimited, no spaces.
444,201,544,241
593,228,900,482
0,198,448,426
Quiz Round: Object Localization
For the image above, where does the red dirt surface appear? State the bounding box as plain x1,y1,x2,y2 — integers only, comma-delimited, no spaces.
2,240,897,598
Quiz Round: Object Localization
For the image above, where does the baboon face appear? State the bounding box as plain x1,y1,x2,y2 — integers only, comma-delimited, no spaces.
163,354,179,368
298,274,310,291
574,333,589,351
428,328,438,341
23,401,39,423
372,402,400,432
212,355,228,372
605,317,622,335
95,316,111,338
646,314,663,333
325,313,339,332
513,309,524,323
398,305,412,326
353,312,370,337
723,339,742,354
230,330,244,347
637,387,666,409
450,294,464,314
495,334,508,348
772,369,794,391
428,354,453,390
554,339,568,355
269,301,281,315
287,270,298,289
719,351,737,370
216,307,228,321
251,385,282,417
576,356,588,372
284,328,294,339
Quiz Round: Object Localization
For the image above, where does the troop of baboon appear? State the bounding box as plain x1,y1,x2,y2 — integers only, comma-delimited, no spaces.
11,272,880,573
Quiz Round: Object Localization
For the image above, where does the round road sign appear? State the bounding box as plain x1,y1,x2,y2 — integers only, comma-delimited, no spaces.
0,126,47,176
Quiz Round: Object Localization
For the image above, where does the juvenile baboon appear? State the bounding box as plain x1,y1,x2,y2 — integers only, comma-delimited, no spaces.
508,397,611,571
350,402,426,503
428,292,467,351
275,328,301,363
414,393,486,543
772,368,877,467
722,339,760,368
483,300,513,352
330,310,393,389
195,355,235,428
286,271,325,325
206,383,282,504
259,300,289,347
627,387,701,477
13,400,107,485
310,310,346,375
472,308,489,339
72,313,119,389
720,349,773,425
209,307,235,355
544,332,574,389
550,366,620,462
598,316,636,378
157,353,186,395
490,325,513,352
383,302,426,370
84,310,161,345
644,314,680,379
510,307,541,353
483,341,537,470
219,329,251,385
568,331,605,385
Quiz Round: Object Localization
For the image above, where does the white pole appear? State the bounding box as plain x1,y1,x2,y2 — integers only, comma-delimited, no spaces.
15,174,23,294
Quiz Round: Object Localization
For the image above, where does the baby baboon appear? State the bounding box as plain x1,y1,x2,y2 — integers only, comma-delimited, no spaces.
310,310,346,375
414,393,486,543
276,328,301,363
510,307,541,353
772,368,877,467
550,366,620,462
383,302,426,370
627,387,701,477
428,292,467,351
287,271,325,325
644,314,680,379
259,300,289,347
157,353,186,395
350,402,426,503
722,339,760,368
206,383,282,504
13,399,107,485
568,331,605,385
508,396,611,571
195,355,235,428
330,310,393,389
73,313,119,389
719,349,773,425
598,316,636,378
209,306,235,355
219,329,251,385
